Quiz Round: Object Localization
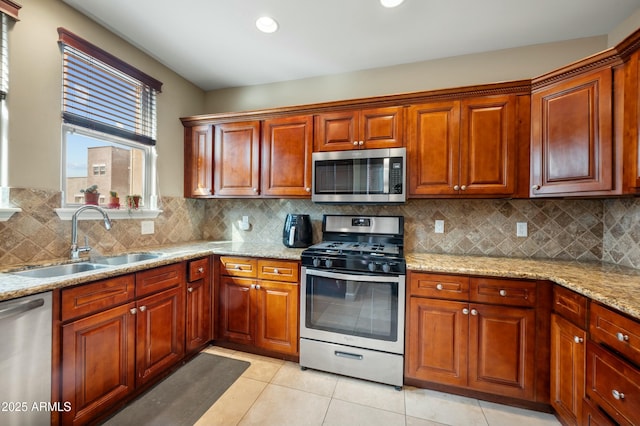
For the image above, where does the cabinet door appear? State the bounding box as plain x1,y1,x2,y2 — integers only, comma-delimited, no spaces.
219,276,254,344
254,280,299,355
61,302,136,426
136,286,185,387
551,313,586,426
531,68,613,196
214,121,261,196
468,303,535,400
186,276,212,354
262,115,313,196
314,110,358,151
360,106,404,149
407,101,461,196
460,95,516,195
405,297,468,387
184,124,213,197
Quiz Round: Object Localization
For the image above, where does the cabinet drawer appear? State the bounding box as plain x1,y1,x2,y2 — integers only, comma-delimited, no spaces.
257,259,299,283
470,277,537,307
586,341,640,426
61,274,135,322
554,285,588,328
220,256,257,278
408,272,469,301
188,257,209,282
590,303,640,366
136,262,185,297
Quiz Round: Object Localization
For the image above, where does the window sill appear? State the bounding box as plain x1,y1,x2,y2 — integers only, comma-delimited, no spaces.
55,208,162,221
0,207,21,221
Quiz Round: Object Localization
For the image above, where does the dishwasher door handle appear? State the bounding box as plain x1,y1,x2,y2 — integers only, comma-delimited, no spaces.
0,298,45,321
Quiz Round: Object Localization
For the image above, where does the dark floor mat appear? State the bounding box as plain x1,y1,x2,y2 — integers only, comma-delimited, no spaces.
102,352,250,426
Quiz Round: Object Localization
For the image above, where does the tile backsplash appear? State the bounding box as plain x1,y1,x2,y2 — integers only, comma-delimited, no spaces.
2,187,640,270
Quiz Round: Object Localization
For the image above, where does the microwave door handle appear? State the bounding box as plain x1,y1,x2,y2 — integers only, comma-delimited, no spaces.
383,157,390,194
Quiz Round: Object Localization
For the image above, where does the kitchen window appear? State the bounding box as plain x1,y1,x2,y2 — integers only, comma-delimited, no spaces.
57,28,162,213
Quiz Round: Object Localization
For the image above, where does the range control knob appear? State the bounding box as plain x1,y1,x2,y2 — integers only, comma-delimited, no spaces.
324,258,333,268
368,262,377,272
312,257,321,268
382,263,391,273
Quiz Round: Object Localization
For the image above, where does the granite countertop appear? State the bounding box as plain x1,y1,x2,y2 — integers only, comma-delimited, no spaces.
1,241,639,322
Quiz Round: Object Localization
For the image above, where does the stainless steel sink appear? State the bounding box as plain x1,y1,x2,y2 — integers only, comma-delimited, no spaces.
11,262,107,278
91,252,163,265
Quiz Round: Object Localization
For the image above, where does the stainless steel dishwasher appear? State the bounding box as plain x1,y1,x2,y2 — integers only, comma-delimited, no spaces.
0,292,52,426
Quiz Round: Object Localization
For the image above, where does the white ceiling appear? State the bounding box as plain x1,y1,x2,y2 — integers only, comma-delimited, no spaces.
62,0,640,91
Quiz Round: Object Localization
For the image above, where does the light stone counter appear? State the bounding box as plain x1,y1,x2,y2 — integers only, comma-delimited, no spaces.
407,252,640,320
1,242,639,321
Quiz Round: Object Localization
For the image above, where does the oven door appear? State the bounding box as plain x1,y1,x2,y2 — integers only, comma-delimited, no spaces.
300,266,405,354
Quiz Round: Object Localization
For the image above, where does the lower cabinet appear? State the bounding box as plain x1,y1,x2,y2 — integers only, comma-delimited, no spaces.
57,258,212,426
218,256,299,357
405,272,549,405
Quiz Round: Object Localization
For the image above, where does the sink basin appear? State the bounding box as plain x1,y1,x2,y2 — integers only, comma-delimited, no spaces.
12,262,107,278
91,252,163,266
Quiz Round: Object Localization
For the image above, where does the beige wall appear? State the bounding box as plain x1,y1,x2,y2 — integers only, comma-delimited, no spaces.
7,0,205,196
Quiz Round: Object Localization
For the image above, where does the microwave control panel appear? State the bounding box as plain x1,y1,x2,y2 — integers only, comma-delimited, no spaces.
390,158,403,194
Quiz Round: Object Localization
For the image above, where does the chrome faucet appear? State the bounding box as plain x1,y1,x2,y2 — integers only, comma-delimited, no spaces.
70,205,113,259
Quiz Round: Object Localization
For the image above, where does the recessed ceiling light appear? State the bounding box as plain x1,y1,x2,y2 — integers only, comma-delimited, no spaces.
256,16,279,33
380,0,405,8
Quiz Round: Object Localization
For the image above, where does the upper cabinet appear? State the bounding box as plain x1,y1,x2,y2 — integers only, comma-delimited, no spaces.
407,94,529,198
214,121,261,197
314,106,403,151
184,124,213,198
262,115,313,196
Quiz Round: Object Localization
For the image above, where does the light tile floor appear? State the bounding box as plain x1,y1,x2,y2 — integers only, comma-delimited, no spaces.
195,346,561,426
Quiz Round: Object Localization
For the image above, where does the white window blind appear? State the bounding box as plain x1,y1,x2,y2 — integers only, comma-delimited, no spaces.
58,28,162,146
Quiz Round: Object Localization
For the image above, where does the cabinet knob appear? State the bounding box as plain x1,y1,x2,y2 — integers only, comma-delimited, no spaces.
197,267,204,273
573,336,584,344
460,185,467,191
436,283,443,290
256,284,261,290
453,185,460,191
305,187,311,192
612,389,625,400
130,308,137,315
188,287,193,293
532,185,541,190
499,289,507,297
273,268,279,274
250,284,256,289
471,309,478,316
353,141,359,146
617,332,630,342
358,141,364,146
139,305,146,312
462,308,469,315
252,188,258,193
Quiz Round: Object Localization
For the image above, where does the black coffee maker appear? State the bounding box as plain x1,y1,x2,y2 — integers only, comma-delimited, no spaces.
282,214,312,248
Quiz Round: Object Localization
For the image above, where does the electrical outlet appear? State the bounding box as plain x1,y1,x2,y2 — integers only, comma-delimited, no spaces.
435,220,445,234
239,215,251,231
141,221,154,235
516,222,528,237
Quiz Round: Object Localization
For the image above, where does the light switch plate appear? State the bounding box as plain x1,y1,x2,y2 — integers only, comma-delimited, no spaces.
516,222,528,237
141,220,154,235
435,220,445,234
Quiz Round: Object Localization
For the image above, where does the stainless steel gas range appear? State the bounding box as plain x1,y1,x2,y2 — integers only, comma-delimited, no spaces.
299,214,406,389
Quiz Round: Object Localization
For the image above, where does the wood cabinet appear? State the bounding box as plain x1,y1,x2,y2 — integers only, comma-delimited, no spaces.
186,257,212,354
58,262,187,425
550,286,588,426
214,121,261,196
262,115,313,196
405,272,548,405
407,94,526,197
184,124,213,197
218,256,299,356
314,106,403,151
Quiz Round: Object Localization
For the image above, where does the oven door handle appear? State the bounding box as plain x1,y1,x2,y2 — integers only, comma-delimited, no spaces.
303,267,402,283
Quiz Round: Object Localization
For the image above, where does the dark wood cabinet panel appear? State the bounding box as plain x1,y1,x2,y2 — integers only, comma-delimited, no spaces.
184,124,213,197
186,257,212,355
360,106,404,149
551,313,586,425
61,302,136,426
254,280,299,355
136,262,184,298
405,297,468,387
262,115,313,196
531,68,614,196
214,121,261,196
61,274,134,322
219,276,254,345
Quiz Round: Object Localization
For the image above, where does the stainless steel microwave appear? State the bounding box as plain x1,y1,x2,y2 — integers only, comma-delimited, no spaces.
311,147,406,204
